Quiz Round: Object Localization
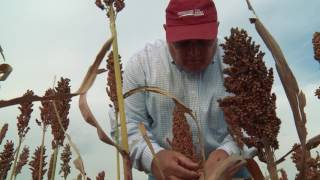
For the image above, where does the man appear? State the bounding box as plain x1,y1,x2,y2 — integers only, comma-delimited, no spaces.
110,0,253,179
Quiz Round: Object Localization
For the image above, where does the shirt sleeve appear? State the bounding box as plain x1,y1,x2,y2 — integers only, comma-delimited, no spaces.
109,52,164,174
216,134,240,156
217,134,257,158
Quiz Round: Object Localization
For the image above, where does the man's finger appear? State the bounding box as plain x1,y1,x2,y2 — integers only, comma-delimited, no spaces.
171,164,199,179
175,152,199,170
168,176,183,180
225,160,246,178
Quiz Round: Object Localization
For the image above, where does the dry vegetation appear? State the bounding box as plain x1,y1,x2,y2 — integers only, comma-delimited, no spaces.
0,0,319,180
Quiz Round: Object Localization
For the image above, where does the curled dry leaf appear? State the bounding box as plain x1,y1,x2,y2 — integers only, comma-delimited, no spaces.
0,63,12,81
138,123,165,180
0,45,5,61
205,155,246,180
76,37,113,94
0,123,8,145
248,12,307,148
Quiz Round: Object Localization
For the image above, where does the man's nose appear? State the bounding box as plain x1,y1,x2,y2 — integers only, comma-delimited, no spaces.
188,43,200,57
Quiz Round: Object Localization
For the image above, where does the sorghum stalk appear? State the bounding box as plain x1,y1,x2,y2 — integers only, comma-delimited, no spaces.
50,146,59,180
10,138,22,180
107,4,131,180
13,146,29,180
38,126,46,180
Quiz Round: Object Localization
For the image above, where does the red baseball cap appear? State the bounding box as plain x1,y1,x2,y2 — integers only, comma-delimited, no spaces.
165,0,218,43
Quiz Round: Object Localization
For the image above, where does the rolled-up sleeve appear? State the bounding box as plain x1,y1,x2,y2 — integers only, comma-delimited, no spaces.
217,134,240,155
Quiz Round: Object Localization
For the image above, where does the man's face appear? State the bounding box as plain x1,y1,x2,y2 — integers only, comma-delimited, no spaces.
168,39,217,73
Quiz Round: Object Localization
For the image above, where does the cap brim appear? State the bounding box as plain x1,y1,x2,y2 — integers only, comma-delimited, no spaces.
166,22,218,43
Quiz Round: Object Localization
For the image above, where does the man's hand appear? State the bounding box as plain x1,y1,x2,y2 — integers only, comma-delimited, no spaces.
201,149,242,180
151,150,200,180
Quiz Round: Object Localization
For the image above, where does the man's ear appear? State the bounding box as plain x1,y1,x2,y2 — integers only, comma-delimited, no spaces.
163,24,167,30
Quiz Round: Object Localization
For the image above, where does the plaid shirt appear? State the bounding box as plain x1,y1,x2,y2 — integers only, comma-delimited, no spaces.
109,39,252,174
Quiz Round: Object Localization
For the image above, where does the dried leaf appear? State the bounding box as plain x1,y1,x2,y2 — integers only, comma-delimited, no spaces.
246,158,264,180
78,92,132,178
77,173,82,180
247,2,308,176
205,155,246,180
0,92,77,109
306,134,320,150
79,93,118,147
138,123,165,180
0,63,12,81
249,17,307,147
0,123,8,145
97,68,107,74
76,37,113,94
0,45,5,61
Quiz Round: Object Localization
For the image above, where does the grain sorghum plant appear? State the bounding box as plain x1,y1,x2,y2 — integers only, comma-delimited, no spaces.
38,88,55,128
291,143,320,180
171,102,198,163
218,28,281,179
279,169,288,180
16,90,34,139
0,123,8,145
51,77,71,147
48,77,71,179
36,88,55,180
14,146,29,177
106,51,123,113
0,140,15,180
102,0,125,12
313,32,320,61
10,90,34,180
315,87,320,99
59,144,72,180
96,171,105,180
29,146,47,180
50,78,72,180
106,51,123,180
95,0,105,10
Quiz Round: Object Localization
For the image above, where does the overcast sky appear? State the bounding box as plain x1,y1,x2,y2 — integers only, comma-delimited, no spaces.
1,0,320,179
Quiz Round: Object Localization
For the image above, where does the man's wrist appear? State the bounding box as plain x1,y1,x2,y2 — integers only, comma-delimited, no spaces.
141,143,164,173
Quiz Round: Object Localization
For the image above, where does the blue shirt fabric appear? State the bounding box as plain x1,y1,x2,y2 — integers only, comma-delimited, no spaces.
109,39,252,177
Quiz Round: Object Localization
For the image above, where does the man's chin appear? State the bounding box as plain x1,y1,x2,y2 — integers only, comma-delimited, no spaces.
183,66,206,73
